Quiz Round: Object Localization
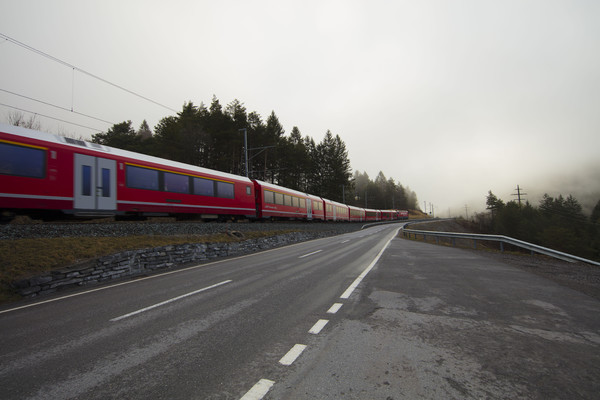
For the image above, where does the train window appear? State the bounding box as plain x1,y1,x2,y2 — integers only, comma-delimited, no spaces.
164,172,190,194
101,168,110,197
193,177,214,196
274,192,284,205
0,142,45,178
292,197,298,208
82,165,92,196
264,190,274,204
284,195,292,206
300,199,306,209
126,165,159,190
246,186,252,196
216,181,234,199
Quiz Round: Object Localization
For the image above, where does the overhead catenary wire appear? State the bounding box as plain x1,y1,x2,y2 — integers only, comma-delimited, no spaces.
0,102,105,132
0,88,116,125
0,32,178,113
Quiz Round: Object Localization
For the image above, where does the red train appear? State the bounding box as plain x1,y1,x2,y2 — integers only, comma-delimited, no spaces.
0,123,409,223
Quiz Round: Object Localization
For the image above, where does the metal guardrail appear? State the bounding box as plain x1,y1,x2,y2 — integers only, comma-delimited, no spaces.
401,227,600,266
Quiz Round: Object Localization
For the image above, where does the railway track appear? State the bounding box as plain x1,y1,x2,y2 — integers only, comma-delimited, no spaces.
0,218,367,240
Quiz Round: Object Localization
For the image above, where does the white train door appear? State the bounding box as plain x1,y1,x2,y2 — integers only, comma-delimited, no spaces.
74,154,117,211
307,199,313,220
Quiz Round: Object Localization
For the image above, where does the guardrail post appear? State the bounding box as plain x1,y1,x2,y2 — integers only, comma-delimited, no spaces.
473,240,477,249
452,238,456,247
500,242,504,252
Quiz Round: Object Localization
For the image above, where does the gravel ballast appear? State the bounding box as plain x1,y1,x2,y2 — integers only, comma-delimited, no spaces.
0,220,366,240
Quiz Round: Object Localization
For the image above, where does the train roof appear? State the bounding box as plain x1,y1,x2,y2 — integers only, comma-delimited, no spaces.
0,123,253,183
324,198,349,207
253,179,311,197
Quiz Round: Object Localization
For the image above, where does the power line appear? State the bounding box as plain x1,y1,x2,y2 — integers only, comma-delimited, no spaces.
0,32,178,113
0,88,116,125
0,102,105,132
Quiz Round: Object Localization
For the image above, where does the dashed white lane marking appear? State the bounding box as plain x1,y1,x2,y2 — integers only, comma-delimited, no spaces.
327,303,343,314
240,379,275,400
110,280,232,322
279,344,307,366
308,319,329,334
298,249,323,258
340,228,398,299
340,239,350,243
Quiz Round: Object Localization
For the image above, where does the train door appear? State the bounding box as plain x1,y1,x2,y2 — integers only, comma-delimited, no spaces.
307,199,313,220
74,154,117,211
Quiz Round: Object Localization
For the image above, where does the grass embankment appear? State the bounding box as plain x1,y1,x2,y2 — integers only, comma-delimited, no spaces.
0,230,294,303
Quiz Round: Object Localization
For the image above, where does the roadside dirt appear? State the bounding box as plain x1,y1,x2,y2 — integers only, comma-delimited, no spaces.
406,219,600,302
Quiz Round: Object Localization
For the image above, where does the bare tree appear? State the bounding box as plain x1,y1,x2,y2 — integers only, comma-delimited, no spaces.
7,111,41,130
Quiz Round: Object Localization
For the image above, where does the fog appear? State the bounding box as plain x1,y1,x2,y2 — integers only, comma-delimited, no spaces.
1,1,598,214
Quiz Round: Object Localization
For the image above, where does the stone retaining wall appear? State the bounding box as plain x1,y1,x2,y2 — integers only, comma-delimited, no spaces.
12,232,323,298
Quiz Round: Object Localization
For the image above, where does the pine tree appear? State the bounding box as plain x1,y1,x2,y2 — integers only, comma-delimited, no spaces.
92,120,140,151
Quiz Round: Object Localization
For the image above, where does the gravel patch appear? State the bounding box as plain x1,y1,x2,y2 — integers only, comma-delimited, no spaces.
406,220,600,302
480,251,600,302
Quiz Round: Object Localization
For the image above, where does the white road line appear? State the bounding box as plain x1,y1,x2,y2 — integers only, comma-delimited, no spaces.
308,319,329,334
240,379,275,400
298,249,322,258
110,280,232,322
279,344,307,366
327,303,343,314
340,239,350,243
340,228,399,299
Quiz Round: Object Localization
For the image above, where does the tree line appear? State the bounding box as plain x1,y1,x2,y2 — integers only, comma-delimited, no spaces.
90,96,418,209
484,191,600,261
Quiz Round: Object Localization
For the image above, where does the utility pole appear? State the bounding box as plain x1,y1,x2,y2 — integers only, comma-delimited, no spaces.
240,127,275,180
239,128,249,177
512,185,527,207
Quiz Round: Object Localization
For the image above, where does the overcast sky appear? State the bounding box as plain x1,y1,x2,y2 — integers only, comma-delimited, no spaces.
1,0,599,215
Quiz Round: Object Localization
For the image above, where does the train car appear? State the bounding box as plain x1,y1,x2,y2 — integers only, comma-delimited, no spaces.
380,210,393,221
323,199,350,221
306,193,325,221
253,180,310,220
1,123,414,224
0,123,257,219
398,209,409,220
348,205,366,222
364,208,381,222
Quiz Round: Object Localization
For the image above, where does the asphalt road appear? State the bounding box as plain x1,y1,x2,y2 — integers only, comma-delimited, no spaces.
269,235,600,399
1,223,599,399
0,223,402,399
